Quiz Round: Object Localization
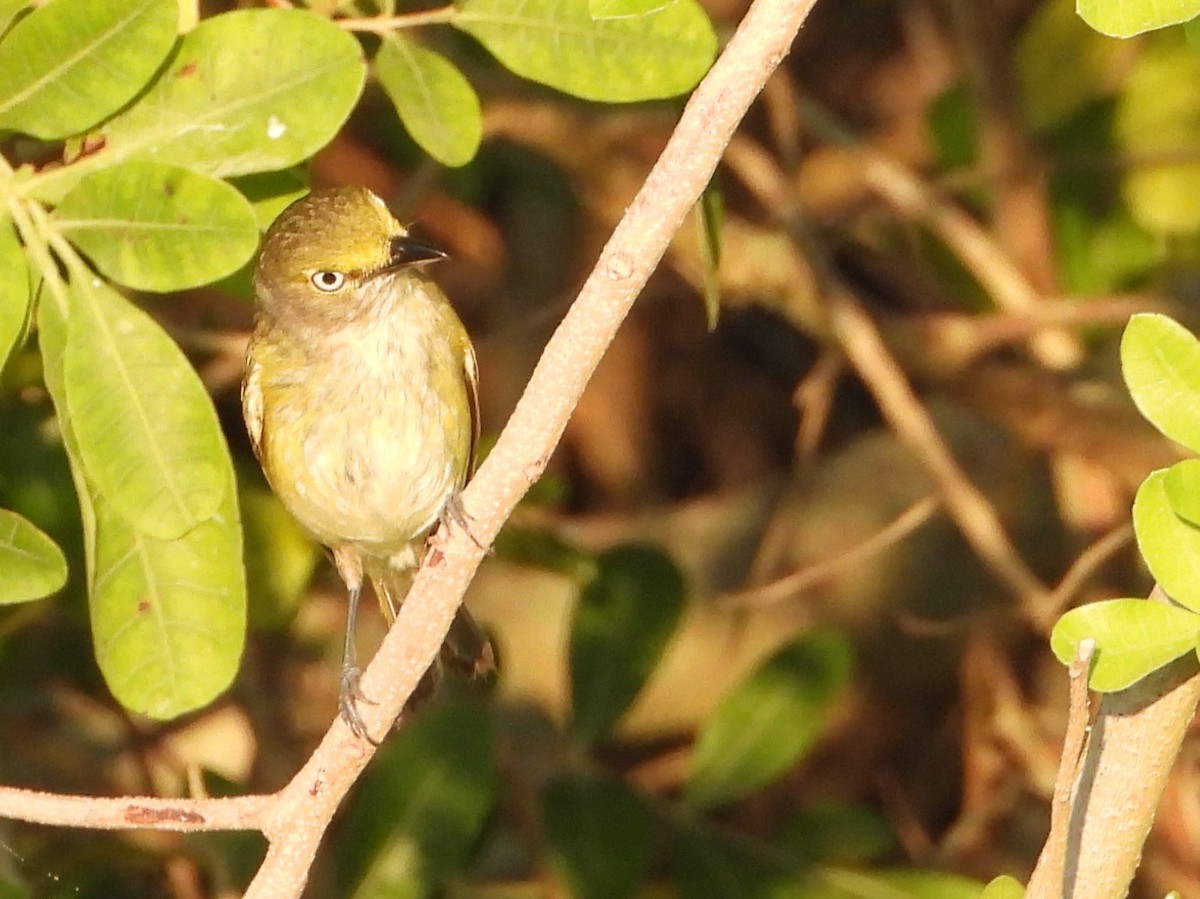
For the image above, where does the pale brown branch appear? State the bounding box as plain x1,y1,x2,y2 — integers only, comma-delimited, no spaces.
1027,637,1094,899
0,786,269,832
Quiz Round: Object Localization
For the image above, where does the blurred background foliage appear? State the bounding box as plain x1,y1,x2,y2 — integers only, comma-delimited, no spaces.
5,0,1200,896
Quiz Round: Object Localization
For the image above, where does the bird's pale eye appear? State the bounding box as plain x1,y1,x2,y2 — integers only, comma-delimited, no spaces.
310,270,346,292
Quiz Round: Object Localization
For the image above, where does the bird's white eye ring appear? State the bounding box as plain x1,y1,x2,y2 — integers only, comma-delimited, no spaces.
311,270,346,292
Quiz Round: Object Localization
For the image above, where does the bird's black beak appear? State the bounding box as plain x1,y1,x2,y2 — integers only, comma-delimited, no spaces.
386,234,447,269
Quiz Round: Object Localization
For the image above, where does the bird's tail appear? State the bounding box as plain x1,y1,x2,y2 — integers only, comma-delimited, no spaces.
373,568,496,683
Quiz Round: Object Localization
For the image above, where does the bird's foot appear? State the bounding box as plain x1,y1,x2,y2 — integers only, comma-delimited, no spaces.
440,493,485,551
338,665,379,745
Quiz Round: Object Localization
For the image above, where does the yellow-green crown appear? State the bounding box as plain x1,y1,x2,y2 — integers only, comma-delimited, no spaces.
256,186,403,288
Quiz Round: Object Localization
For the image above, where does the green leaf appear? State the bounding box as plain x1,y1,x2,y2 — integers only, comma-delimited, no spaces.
814,868,985,899
53,162,259,292
1135,469,1200,611
590,0,676,17
0,508,67,604
376,34,482,168
1051,598,1200,691
686,631,853,808
1165,458,1200,526
1121,313,1200,452
569,544,685,745
337,698,496,898
1079,0,1200,37
697,180,722,331
779,803,895,863
0,0,178,140
453,0,716,102
0,219,30,370
38,292,246,719
231,169,310,230
674,828,809,899
64,278,227,540
30,9,365,201
1116,42,1200,232
981,875,1026,899
543,772,654,899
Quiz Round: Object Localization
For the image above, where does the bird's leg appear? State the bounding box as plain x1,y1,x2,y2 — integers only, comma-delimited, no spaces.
333,547,377,744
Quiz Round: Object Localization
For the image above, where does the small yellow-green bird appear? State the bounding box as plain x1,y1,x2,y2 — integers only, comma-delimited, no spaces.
242,186,487,740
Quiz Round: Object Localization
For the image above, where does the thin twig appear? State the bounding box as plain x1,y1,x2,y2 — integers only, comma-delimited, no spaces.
721,496,940,608
1029,524,1134,630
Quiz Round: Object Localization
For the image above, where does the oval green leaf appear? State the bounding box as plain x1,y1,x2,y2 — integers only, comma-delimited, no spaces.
454,0,716,102
31,8,364,201
336,698,496,897
54,162,259,292
543,772,653,899
1121,313,1200,453
1116,43,1200,233
64,278,227,539
0,508,68,604
1134,469,1200,611
685,631,853,808
0,0,177,140
1051,598,1200,691
569,544,686,745
376,35,482,168
981,875,1026,899
1079,0,1200,37
1165,458,1200,526
38,290,246,719
0,220,30,369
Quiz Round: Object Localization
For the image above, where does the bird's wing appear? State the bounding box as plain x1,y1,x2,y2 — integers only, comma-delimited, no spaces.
241,346,266,463
464,342,480,481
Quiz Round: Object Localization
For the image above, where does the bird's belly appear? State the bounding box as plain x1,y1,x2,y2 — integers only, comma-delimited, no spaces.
262,347,467,560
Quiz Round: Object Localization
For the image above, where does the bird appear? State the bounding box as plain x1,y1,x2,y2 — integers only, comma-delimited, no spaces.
242,185,489,740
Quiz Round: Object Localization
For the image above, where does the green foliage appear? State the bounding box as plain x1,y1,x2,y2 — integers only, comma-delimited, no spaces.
52,162,259,292
1116,40,1200,233
568,543,686,745
542,772,654,899
376,34,482,168
1016,0,1126,131
453,0,716,103
1165,458,1200,524
1052,313,1200,694
0,0,177,140
336,698,496,899
686,632,853,808
779,803,896,864
37,291,244,718
1134,469,1200,610
1078,0,1200,37
1121,313,1200,451
980,876,1026,899
1052,598,1200,690
0,219,30,368
0,507,67,603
